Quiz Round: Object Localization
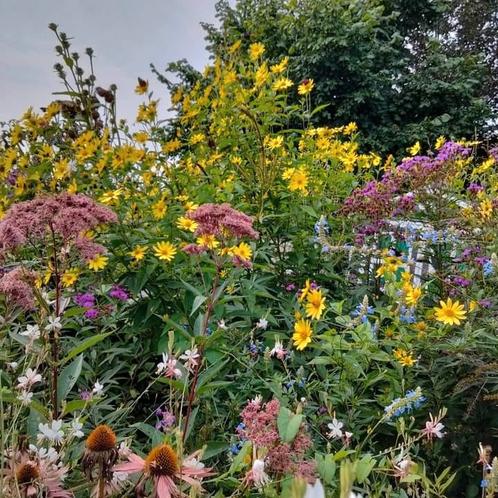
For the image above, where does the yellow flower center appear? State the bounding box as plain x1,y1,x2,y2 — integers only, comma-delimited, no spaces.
145,444,179,477
85,424,117,452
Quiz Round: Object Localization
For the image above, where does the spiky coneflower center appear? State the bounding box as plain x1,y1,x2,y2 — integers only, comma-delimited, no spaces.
16,462,40,484
145,444,178,477
85,424,117,452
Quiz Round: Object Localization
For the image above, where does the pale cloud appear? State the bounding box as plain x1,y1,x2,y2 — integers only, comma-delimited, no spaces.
0,0,218,121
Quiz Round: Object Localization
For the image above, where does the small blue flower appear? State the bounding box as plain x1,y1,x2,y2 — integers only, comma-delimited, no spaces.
481,479,489,488
483,261,494,277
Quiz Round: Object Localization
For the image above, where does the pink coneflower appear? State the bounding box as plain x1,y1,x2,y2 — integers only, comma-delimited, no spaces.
114,444,214,498
4,449,71,497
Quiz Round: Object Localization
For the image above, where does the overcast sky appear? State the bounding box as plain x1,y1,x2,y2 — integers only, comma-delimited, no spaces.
0,0,219,122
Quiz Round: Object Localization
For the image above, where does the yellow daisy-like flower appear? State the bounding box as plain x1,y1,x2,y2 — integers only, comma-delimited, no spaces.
288,168,309,194
405,286,422,306
292,318,313,350
129,245,147,262
270,57,289,74
184,201,199,212
153,241,177,262
434,298,467,326
305,289,326,320
393,348,416,367
265,135,284,150
231,242,252,261
176,216,198,232
196,234,219,250
249,42,265,61
135,78,148,95
297,79,314,96
61,268,80,287
435,136,446,150
479,199,493,219
152,199,167,220
298,279,312,302
408,141,421,156
87,254,108,272
272,78,293,92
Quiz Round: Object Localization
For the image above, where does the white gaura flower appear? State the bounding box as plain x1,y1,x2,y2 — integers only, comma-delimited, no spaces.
156,353,169,375
38,420,64,443
21,324,41,340
305,479,325,498
17,390,33,405
45,316,62,332
17,368,42,390
7,361,19,370
327,418,344,439
217,319,228,330
256,318,268,330
180,347,200,371
71,418,84,438
92,380,104,395
251,459,270,489
269,338,287,360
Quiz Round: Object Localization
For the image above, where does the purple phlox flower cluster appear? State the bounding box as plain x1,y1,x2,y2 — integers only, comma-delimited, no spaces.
384,387,426,419
467,183,484,195
0,193,116,262
490,147,498,163
0,266,37,310
155,407,176,432
73,292,99,320
74,293,95,307
108,284,129,301
342,141,471,242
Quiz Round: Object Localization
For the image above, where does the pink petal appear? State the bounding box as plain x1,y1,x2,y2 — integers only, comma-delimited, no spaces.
113,453,145,474
156,475,176,498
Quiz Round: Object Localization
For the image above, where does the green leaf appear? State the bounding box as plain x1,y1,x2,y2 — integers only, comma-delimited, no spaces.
132,422,164,446
57,354,83,406
277,406,303,443
62,399,87,416
61,332,112,364
191,295,207,316
356,454,375,482
203,441,229,459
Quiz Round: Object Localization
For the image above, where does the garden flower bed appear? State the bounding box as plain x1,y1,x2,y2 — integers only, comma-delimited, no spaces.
1,25,498,498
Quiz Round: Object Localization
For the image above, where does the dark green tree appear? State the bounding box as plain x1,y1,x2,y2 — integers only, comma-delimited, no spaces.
157,0,494,156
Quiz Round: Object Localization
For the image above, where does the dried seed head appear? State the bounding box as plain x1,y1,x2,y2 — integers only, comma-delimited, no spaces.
16,461,40,484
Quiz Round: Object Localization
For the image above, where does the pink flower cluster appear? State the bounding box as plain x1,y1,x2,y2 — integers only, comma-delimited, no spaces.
188,203,258,239
0,267,37,310
0,193,117,261
182,203,258,261
238,397,315,481
341,141,471,243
